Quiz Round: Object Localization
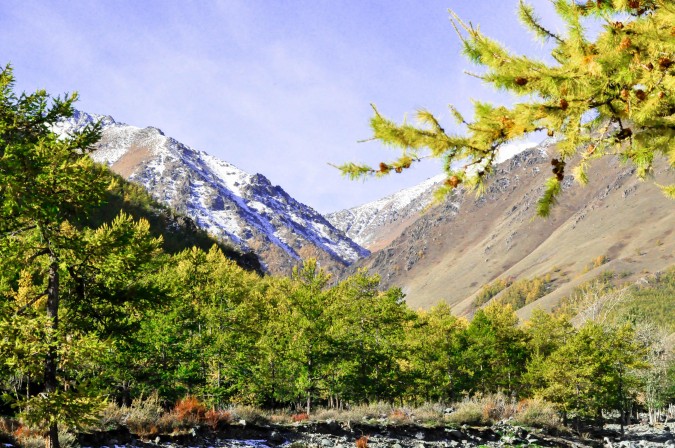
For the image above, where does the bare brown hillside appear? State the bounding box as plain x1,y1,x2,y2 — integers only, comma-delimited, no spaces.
351,146,675,315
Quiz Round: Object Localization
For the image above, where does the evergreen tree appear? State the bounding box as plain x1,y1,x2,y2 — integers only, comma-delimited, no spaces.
0,65,161,448
338,1,675,216
460,302,530,396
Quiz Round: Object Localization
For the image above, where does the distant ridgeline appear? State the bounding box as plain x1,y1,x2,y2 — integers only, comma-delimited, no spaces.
86,172,263,274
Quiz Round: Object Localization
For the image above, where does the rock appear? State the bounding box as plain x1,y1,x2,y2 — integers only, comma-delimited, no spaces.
392,444,403,448
268,431,285,444
238,419,246,426
320,438,333,447
446,429,464,439
444,407,455,414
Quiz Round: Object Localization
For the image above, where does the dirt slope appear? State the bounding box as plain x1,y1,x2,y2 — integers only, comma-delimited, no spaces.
351,146,675,314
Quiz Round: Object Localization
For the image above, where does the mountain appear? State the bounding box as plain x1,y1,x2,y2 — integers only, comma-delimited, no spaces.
338,141,675,318
325,141,538,251
326,174,445,251
54,111,369,275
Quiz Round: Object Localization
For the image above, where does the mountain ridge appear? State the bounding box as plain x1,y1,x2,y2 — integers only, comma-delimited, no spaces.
336,142,675,316
55,110,369,275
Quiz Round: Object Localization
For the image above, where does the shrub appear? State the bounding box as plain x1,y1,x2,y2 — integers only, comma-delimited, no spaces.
313,408,341,422
232,405,269,425
341,402,392,422
205,409,232,430
292,412,309,422
512,398,561,429
446,393,519,426
124,393,164,436
97,402,128,430
593,255,608,268
474,278,513,306
410,403,445,425
355,435,369,448
445,398,486,425
388,408,410,425
499,275,552,310
480,393,517,422
174,396,206,424
13,427,78,448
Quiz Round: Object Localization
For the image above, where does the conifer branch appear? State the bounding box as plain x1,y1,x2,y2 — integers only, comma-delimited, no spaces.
518,0,564,43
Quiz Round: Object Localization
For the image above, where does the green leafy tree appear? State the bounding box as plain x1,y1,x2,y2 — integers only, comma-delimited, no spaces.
329,270,412,405
531,321,647,429
338,1,675,215
257,260,336,414
460,302,530,396
405,303,467,403
0,65,161,448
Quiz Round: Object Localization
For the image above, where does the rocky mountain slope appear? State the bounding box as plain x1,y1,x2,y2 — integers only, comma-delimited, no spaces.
55,111,368,275
326,174,444,251
343,141,675,317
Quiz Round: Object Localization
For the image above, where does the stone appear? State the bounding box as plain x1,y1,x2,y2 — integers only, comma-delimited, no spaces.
268,431,285,444
446,429,464,439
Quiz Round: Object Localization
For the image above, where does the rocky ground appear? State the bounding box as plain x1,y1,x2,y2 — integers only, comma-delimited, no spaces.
73,421,675,448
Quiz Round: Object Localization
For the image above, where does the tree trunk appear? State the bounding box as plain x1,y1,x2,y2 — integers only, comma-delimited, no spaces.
45,260,60,448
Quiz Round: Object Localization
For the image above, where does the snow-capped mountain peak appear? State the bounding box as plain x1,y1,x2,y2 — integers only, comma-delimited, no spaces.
57,110,369,275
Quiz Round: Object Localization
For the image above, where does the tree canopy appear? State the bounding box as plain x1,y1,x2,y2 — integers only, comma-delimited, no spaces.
338,0,675,216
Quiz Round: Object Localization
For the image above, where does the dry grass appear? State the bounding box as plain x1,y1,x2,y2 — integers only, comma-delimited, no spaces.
445,393,519,426
91,394,560,436
388,409,411,425
231,405,270,425
445,398,486,426
11,426,78,448
512,398,561,429
410,403,445,424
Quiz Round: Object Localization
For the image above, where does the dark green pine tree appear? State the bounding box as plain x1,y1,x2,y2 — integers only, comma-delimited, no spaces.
338,0,675,216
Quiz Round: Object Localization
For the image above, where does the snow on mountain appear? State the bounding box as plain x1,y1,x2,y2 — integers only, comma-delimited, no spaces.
325,174,445,250
56,110,369,274
325,140,539,250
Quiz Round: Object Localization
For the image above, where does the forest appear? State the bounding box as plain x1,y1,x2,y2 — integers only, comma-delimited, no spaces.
0,63,674,448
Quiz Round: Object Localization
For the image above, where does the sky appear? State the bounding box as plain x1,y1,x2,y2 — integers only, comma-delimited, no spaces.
0,1,565,214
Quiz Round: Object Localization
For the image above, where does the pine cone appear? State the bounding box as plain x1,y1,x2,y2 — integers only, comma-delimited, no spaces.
514,77,528,86
559,98,569,110
619,37,632,50
635,90,647,101
659,57,673,70
445,176,461,188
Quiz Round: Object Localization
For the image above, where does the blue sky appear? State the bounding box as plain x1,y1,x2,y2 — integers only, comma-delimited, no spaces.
1,1,563,213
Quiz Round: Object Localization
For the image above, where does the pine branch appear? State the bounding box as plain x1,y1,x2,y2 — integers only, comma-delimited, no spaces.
518,0,564,43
